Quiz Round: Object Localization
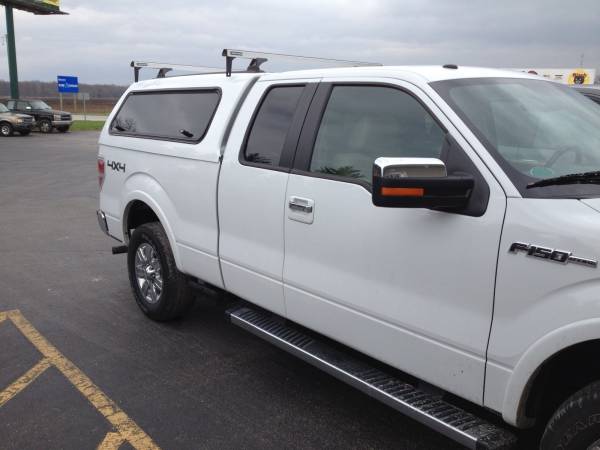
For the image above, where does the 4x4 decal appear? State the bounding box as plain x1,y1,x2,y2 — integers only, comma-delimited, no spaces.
106,160,126,172
509,242,598,268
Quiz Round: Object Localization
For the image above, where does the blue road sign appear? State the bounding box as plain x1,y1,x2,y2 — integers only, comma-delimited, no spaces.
57,75,79,93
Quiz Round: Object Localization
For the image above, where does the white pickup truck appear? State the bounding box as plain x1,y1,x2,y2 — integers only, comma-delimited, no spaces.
97,50,600,450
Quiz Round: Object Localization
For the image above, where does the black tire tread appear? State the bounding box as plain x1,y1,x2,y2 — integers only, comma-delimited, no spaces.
128,222,193,321
541,380,600,449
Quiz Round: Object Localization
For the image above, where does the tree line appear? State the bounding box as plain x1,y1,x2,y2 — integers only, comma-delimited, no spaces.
0,80,127,99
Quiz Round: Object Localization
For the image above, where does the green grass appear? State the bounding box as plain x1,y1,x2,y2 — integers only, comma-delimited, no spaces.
70,120,105,132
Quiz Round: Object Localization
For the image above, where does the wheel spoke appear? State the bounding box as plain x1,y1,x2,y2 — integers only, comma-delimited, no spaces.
137,246,147,263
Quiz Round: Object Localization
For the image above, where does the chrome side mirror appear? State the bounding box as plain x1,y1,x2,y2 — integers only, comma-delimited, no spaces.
372,157,474,210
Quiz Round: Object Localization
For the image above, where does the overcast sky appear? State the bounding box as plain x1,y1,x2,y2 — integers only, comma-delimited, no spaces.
0,0,599,85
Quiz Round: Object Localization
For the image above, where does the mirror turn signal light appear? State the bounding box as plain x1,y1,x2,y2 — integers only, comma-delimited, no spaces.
380,187,424,197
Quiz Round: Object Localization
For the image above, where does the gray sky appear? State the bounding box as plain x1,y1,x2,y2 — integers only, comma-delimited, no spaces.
1,0,599,85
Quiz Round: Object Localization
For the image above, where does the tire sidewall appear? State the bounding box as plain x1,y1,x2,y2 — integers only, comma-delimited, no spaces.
541,382,600,449
127,223,177,319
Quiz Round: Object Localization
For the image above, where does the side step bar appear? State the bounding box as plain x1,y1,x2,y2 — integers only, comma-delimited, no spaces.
226,306,517,450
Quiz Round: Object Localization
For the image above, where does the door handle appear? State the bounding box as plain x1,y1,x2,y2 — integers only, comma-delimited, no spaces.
288,197,313,214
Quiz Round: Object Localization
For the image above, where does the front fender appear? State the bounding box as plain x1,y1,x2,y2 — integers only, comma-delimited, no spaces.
503,319,600,426
121,173,182,269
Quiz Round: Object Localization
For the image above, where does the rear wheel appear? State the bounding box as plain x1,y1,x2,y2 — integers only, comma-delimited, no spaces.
0,122,13,137
540,381,600,449
127,222,193,321
38,119,52,133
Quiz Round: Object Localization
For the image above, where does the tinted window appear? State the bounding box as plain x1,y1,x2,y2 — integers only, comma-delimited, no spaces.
310,86,445,181
17,101,29,110
244,85,304,166
111,90,220,142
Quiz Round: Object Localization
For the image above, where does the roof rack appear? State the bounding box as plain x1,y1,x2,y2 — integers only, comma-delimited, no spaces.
131,49,382,82
222,48,381,76
130,61,222,82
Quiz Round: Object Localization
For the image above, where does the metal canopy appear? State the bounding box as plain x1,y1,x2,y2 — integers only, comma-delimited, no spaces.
0,0,67,15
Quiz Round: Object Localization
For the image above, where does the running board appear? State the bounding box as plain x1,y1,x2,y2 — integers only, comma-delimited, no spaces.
226,306,517,450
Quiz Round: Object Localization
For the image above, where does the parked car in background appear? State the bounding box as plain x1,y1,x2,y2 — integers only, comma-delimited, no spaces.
5,99,72,133
0,102,34,137
573,85,600,105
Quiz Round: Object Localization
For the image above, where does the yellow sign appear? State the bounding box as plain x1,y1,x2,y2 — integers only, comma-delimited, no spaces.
41,0,60,6
567,69,590,85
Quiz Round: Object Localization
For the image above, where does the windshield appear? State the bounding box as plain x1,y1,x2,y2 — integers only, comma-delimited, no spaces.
432,78,600,198
0,104,8,113
29,100,52,110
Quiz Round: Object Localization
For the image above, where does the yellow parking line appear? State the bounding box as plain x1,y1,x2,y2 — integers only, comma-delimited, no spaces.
5,310,160,450
0,358,51,407
97,431,126,450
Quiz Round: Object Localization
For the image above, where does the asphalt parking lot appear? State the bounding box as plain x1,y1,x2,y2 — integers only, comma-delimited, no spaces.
0,131,462,450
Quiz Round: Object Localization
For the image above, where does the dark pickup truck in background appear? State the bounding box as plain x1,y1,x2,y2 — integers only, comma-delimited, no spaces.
6,99,72,133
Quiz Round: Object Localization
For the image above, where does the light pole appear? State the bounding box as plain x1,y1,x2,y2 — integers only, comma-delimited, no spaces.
5,5,18,98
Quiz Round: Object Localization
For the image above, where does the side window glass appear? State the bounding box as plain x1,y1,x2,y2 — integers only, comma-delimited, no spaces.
17,101,28,110
310,86,445,182
111,90,220,142
6,101,15,109
243,85,304,167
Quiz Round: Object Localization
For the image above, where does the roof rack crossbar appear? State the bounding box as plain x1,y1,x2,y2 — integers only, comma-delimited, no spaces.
130,61,222,82
221,49,382,77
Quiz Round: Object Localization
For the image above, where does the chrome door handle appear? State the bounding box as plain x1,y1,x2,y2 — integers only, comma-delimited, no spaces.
289,200,313,213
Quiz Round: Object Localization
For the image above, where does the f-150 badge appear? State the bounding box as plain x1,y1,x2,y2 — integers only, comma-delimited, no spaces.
106,160,126,172
509,242,597,268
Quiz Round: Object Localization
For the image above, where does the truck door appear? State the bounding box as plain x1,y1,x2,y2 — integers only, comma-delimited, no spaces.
282,80,506,403
218,80,317,316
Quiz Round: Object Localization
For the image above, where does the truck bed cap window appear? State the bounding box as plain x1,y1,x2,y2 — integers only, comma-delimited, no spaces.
110,89,220,143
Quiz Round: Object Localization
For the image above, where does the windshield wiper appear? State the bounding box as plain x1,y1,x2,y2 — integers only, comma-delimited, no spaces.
527,170,600,188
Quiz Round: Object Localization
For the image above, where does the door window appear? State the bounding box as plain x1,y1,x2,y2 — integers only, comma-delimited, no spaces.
17,101,29,110
243,85,304,167
309,85,445,182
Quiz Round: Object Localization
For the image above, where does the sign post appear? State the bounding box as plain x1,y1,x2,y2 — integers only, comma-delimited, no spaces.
77,92,90,120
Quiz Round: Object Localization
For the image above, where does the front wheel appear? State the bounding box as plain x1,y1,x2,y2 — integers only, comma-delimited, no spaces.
0,122,13,137
127,222,193,321
541,381,600,449
38,119,53,133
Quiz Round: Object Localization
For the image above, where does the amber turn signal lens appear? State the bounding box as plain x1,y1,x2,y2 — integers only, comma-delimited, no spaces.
381,187,424,197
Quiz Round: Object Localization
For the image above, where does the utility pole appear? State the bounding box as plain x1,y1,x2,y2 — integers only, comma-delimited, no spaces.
5,5,18,99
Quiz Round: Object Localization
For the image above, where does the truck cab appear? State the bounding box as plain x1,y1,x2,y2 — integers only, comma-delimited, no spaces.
96,51,600,450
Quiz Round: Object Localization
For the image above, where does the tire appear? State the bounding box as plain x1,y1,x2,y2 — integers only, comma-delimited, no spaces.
127,222,193,321
19,130,31,136
38,119,53,133
57,126,70,133
0,122,13,137
540,380,600,449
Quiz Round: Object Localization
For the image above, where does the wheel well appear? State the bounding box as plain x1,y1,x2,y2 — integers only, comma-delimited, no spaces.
521,339,600,427
125,200,159,237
